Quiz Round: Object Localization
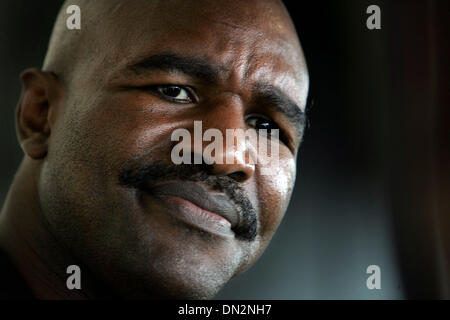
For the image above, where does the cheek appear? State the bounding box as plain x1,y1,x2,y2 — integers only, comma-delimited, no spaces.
95,94,189,166
256,155,296,241
43,93,178,219
60,93,179,175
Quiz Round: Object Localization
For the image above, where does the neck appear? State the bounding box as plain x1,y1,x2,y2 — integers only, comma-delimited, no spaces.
0,158,101,299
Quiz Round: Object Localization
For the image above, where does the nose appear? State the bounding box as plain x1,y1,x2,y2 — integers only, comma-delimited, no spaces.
207,147,256,183
195,94,256,183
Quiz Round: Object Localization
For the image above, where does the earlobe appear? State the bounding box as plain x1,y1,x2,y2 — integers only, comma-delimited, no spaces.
20,133,49,159
16,69,59,160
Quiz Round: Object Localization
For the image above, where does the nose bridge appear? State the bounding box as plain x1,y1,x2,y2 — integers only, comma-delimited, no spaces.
198,93,256,180
204,92,245,131
202,93,247,155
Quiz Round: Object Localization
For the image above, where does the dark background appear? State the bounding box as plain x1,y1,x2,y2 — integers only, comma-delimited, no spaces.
0,1,448,299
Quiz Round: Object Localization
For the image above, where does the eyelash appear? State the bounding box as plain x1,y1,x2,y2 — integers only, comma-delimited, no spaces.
143,84,289,145
246,113,290,146
147,85,198,104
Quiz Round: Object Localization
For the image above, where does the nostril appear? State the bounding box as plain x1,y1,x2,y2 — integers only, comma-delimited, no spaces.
228,171,247,182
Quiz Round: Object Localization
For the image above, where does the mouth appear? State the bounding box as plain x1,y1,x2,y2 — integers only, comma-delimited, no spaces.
147,181,241,239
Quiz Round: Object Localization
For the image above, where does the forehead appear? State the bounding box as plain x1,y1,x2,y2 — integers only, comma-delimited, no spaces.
85,0,308,106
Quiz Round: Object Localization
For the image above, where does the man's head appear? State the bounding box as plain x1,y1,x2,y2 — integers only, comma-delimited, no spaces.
15,0,308,298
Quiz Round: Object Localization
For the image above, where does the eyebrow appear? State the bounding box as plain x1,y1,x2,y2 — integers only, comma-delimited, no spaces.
127,53,307,136
127,52,222,84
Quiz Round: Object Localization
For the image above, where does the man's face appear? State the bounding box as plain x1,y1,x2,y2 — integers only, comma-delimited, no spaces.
39,0,308,298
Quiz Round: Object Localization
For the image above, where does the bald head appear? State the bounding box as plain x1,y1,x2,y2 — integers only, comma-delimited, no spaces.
43,0,305,89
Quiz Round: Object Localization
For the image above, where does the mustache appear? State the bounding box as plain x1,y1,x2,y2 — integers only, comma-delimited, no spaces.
118,161,257,241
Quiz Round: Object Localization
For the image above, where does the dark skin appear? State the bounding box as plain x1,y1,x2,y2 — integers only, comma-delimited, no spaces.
0,0,308,299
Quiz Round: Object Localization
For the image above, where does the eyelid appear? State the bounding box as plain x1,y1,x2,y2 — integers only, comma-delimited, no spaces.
144,84,199,103
245,113,295,151
245,113,279,129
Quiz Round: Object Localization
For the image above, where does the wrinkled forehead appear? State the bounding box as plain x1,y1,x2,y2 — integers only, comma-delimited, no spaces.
76,0,308,105
99,0,298,40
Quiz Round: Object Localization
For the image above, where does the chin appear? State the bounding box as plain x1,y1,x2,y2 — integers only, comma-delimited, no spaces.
116,275,226,300
99,255,232,300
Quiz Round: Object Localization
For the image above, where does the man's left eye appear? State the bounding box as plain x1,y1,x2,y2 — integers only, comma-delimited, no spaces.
156,85,195,103
246,116,280,132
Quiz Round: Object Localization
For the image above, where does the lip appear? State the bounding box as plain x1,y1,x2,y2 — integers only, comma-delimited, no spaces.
148,181,240,238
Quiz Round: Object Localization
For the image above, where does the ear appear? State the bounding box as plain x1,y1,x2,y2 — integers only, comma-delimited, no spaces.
16,69,63,159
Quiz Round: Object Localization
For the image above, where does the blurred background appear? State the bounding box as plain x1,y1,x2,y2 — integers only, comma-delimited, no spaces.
0,0,448,299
